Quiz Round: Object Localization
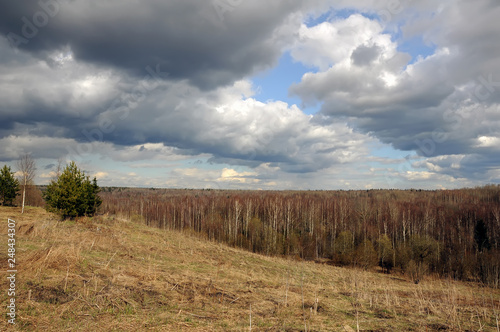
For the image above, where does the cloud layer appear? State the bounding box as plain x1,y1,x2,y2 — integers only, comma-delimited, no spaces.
290,1,500,182
0,0,498,188
0,0,308,88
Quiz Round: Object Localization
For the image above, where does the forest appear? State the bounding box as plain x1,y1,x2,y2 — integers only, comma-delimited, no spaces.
99,186,500,288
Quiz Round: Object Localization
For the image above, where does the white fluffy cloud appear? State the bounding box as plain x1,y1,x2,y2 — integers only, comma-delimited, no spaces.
290,14,393,70
289,2,500,183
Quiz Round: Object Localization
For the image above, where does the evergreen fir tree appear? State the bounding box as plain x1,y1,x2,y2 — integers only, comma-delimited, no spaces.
0,165,20,206
474,219,491,252
43,161,102,219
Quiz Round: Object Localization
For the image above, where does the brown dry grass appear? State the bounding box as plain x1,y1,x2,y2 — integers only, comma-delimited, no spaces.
0,206,499,331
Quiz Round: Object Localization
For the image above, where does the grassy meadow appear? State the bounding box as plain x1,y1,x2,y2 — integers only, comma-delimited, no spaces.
0,206,499,331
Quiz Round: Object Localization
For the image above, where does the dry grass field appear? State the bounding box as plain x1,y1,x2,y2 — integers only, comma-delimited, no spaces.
0,206,499,331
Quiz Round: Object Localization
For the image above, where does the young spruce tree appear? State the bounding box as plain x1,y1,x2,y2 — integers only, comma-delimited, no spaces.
0,165,20,206
43,161,102,219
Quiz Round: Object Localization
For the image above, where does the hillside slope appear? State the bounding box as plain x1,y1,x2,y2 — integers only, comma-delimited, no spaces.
0,207,499,331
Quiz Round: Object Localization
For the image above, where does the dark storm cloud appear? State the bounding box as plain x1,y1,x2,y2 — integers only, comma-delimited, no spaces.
0,0,304,88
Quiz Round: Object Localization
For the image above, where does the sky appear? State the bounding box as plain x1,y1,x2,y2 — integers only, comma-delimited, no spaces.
0,0,499,190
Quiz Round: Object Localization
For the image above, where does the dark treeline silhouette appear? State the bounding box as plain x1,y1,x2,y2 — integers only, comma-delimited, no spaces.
99,186,500,287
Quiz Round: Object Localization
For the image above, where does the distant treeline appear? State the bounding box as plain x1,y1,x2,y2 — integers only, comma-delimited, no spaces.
99,186,500,287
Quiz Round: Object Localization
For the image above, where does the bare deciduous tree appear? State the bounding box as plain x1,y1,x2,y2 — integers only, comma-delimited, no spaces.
16,154,36,213
96,186,500,287
54,157,65,179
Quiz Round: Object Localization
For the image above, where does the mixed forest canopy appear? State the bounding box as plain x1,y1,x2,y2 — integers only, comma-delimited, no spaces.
99,185,500,288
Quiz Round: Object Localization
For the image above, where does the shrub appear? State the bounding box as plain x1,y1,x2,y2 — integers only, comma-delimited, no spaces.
353,239,378,270
376,234,394,273
409,235,439,265
334,231,355,265
395,243,411,272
